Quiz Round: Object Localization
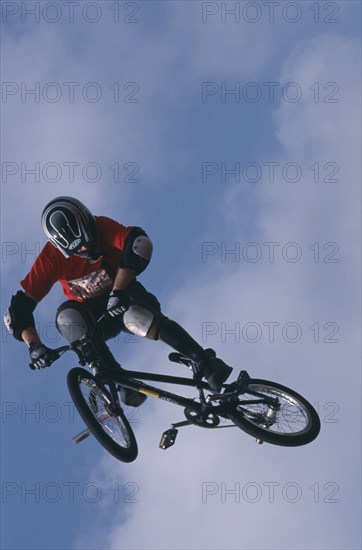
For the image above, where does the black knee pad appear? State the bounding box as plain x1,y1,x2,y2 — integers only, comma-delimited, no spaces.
55,300,95,343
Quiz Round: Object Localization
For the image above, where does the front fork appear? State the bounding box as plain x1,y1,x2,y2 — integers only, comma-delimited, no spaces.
72,373,124,445
90,362,123,416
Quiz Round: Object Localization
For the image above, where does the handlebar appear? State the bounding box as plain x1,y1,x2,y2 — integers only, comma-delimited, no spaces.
28,336,90,370
53,339,88,364
31,315,110,369
49,346,196,368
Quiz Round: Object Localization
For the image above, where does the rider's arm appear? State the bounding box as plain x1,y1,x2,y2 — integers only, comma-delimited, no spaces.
112,267,136,291
97,217,153,278
112,227,153,290
105,227,153,314
21,327,42,346
18,293,42,346
4,244,61,344
118,227,153,276
20,242,61,303
5,290,58,369
4,291,39,344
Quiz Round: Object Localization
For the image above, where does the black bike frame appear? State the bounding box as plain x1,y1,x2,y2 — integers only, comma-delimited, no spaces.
56,342,275,418
96,369,273,419
99,369,227,415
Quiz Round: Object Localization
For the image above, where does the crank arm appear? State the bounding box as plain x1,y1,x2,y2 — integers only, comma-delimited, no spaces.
171,420,193,428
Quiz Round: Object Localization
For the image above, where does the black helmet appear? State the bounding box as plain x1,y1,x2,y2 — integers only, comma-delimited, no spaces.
41,196,99,259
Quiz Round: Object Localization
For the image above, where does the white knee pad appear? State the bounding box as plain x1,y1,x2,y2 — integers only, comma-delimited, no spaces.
56,303,94,343
123,305,159,339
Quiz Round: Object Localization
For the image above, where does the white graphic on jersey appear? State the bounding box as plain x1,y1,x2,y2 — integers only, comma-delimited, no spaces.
67,268,113,299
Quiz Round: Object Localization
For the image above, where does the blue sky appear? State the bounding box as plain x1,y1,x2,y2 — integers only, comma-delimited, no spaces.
1,1,361,549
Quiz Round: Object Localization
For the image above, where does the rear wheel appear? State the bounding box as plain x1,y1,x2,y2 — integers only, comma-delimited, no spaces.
67,367,138,462
228,379,320,447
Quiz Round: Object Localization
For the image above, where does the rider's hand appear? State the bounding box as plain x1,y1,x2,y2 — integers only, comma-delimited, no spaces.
94,290,130,342
29,343,58,370
105,289,130,317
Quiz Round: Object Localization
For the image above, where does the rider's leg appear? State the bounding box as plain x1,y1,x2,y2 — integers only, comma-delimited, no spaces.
55,299,147,407
118,285,233,392
55,299,122,368
157,319,232,392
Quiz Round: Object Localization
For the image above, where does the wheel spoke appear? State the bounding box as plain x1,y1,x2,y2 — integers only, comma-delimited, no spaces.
79,377,131,448
236,384,312,436
67,368,138,462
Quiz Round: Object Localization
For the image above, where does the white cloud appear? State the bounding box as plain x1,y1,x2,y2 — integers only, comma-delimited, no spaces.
2,6,360,550
76,31,361,550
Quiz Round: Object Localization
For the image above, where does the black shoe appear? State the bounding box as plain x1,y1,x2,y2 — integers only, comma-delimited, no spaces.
203,357,233,392
120,387,147,407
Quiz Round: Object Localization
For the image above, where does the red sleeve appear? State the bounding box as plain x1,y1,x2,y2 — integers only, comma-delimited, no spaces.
96,216,135,250
20,243,62,302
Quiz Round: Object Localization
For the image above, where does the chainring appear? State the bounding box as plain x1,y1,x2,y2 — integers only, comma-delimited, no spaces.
184,407,220,428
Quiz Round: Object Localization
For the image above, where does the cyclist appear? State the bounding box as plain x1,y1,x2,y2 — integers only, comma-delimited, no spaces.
4,196,232,406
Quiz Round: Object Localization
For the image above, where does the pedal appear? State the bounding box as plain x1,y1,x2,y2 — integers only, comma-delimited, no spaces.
236,370,251,394
159,428,178,450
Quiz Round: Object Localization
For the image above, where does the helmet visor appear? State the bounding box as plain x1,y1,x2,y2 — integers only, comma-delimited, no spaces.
47,210,90,257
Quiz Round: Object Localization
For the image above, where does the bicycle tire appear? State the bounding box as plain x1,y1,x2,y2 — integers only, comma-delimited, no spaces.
227,378,321,447
67,367,138,462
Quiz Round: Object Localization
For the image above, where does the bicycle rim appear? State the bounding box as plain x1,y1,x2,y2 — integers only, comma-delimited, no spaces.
229,379,320,446
67,368,138,462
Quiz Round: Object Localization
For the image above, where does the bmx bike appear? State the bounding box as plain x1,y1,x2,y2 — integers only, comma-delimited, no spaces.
46,333,321,462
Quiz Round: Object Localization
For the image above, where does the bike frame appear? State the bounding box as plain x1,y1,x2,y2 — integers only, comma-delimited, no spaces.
55,339,275,412
54,341,276,444
43,325,320,451
60,342,274,416
100,368,230,416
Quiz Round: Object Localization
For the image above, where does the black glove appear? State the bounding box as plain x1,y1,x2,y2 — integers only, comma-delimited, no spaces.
94,290,130,342
105,290,130,318
29,343,59,370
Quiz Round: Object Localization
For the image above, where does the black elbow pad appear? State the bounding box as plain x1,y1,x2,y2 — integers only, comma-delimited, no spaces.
119,227,153,275
4,291,37,341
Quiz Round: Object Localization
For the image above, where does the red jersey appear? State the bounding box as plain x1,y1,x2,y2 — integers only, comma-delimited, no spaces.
21,216,134,302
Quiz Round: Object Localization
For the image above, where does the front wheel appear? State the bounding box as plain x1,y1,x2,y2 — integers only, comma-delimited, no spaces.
227,379,321,447
67,367,138,462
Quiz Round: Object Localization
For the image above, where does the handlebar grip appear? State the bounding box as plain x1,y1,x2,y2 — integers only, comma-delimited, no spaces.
28,351,61,371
